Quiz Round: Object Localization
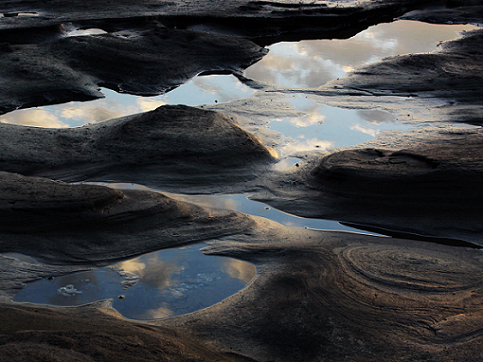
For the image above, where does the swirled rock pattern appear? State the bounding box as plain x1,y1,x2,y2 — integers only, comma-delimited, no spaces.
162,223,483,361
0,1,483,362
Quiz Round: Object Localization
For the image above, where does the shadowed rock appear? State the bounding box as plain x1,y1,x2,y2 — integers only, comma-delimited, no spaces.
0,301,252,362
0,105,275,191
3,218,483,361
0,171,255,265
252,128,483,245
0,0,440,46
0,24,266,114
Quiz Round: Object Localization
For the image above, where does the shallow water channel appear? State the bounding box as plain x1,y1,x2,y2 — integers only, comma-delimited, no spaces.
9,20,479,319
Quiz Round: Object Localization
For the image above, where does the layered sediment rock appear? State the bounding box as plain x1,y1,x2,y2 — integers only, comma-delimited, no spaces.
0,172,255,265
159,221,483,361
0,105,275,191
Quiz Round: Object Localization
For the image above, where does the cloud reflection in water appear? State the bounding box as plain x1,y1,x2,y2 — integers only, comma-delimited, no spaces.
245,20,478,88
14,243,257,321
0,75,254,128
268,95,412,158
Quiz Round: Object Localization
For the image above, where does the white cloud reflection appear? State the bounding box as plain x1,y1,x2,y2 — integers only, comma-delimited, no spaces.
0,75,254,128
245,20,478,88
281,138,333,155
350,124,379,137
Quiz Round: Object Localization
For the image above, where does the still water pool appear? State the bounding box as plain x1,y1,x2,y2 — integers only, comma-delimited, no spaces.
14,243,257,320
8,20,479,319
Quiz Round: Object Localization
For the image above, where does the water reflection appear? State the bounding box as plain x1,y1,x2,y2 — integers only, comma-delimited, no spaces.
270,95,412,157
0,75,254,128
14,243,257,320
245,20,478,88
162,191,361,232
223,259,258,284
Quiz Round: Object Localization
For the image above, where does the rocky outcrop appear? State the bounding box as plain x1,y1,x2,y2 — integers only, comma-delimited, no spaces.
253,127,483,245
0,24,266,114
160,221,483,362
0,105,275,191
0,172,255,265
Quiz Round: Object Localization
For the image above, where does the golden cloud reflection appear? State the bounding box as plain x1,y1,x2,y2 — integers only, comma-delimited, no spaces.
116,254,179,289
144,305,174,320
245,20,478,88
164,192,239,211
223,259,257,284
0,108,69,128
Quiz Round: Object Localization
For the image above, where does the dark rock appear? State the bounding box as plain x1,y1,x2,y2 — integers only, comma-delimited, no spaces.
0,105,275,191
0,172,255,265
0,24,266,114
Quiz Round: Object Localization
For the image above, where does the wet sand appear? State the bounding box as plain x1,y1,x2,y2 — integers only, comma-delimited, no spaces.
1,0,483,361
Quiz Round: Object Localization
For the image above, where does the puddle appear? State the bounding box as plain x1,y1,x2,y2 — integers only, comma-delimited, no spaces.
93,183,376,234
7,20,475,319
270,94,414,157
0,75,254,128
62,27,108,37
244,20,478,88
14,243,256,320
0,12,39,18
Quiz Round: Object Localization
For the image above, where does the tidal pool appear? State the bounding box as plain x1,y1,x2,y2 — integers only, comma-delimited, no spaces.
7,20,477,319
14,243,257,320
245,20,478,88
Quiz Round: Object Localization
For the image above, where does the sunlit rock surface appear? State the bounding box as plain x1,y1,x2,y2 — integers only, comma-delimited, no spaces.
158,221,483,361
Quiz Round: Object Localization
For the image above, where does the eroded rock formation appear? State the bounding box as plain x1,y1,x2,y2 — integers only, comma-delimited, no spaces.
0,105,275,191
1,1,483,361
0,172,255,265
